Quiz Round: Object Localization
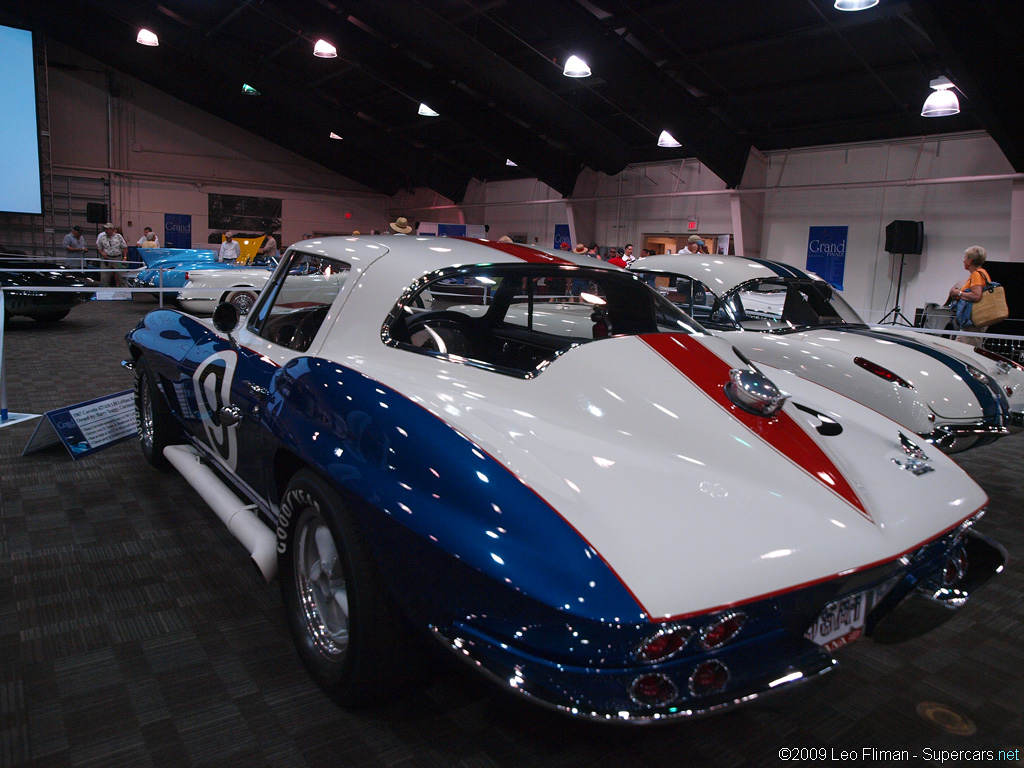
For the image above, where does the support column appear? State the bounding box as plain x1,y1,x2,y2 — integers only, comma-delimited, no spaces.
1009,179,1024,262
730,148,768,256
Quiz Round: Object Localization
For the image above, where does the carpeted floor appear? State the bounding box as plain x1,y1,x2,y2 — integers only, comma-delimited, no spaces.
1,297,1022,767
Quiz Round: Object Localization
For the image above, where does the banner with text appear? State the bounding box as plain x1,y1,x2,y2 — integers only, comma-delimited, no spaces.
806,226,848,290
164,213,192,249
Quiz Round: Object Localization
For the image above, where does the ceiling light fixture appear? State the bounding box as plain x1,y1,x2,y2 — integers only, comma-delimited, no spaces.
562,55,591,78
657,130,681,148
418,103,439,117
329,132,343,140
921,76,960,117
136,28,159,46
506,159,518,166
834,0,879,10
313,39,337,58
242,83,261,96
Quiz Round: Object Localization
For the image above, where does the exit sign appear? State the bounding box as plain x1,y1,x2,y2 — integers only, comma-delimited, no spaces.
687,220,698,230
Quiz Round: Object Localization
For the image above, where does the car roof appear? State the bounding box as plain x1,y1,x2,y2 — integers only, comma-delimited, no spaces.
290,235,622,280
630,254,821,293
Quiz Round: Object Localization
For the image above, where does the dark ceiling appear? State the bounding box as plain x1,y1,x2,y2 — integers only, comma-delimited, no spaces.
5,1,1023,203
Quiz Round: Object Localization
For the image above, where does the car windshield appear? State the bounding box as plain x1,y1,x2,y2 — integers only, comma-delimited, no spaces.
724,277,865,332
386,264,703,377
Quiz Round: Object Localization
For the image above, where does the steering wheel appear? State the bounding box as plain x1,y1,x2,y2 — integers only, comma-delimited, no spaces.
405,310,475,355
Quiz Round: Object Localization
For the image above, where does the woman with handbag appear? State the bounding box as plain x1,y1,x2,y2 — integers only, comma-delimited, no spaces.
948,245,995,347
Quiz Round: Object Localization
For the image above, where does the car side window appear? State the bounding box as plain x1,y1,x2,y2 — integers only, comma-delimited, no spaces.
250,251,350,351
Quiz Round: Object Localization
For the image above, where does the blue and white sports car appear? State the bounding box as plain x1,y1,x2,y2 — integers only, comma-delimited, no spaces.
124,236,1004,722
630,254,1024,453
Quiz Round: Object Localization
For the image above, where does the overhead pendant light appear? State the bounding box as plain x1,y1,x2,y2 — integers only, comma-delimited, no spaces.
136,28,159,46
562,55,591,78
657,130,681,148
506,159,518,166
313,39,337,58
418,103,439,117
921,76,960,117
329,132,343,140
242,83,261,96
834,0,879,10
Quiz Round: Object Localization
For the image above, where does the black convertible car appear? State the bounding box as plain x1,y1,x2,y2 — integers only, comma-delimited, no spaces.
1,258,99,323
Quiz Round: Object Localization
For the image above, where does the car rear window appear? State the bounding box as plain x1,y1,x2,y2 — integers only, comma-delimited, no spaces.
384,264,702,377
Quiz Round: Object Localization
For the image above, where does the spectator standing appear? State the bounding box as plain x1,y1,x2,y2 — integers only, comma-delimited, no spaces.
608,248,627,268
136,226,160,248
679,235,704,254
623,243,635,265
258,230,279,261
96,222,128,285
948,245,992,348
218,232,241,263
62,225,88,267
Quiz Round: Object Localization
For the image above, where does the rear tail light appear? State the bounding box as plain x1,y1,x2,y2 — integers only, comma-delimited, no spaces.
629,673,679,707
854,357,913,388
697,612,746,651
973,346,1024,372
689,660,730,696
632,625,694,663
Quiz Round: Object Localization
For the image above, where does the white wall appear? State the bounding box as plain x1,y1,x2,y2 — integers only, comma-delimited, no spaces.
40,43,1023,324
760,134,1016,321
46,43,388,249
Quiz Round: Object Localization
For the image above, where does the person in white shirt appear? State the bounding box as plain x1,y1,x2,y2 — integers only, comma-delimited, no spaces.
136,227,160,248
218,232,241,262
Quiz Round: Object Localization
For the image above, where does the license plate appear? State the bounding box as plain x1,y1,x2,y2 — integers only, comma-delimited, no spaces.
804,577,901,652
805,592,868,652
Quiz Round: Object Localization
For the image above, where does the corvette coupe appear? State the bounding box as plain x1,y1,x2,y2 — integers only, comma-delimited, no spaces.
630,253,1024,453
1,258,99,322
124,236,1004,722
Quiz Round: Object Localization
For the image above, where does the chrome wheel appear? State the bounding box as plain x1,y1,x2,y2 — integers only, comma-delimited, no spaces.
294,508,350,658
227,291,257,315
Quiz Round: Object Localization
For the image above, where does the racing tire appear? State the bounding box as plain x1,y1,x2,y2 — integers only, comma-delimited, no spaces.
134,361,181,470
278,470,414,706
224,289,258,315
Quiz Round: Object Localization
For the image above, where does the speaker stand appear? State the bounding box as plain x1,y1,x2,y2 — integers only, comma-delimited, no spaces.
879,252,913,326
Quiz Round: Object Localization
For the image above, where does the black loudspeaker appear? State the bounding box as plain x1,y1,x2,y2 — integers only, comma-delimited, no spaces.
885,220,923,254
86,202,108,224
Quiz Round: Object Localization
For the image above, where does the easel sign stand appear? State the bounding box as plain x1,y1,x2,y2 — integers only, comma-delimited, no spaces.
0,287,42,430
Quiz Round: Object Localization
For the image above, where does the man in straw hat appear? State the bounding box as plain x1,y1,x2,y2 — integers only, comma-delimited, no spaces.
390,217,414,234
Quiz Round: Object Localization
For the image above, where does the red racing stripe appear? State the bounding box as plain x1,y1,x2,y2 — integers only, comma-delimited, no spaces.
455,237,575,265
640,334,871,521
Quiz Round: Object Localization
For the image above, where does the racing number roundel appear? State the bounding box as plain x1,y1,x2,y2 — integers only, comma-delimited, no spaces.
193,350,239,471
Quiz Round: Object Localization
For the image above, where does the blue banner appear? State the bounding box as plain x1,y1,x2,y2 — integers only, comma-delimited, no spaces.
554,224,571,251
437,223,467,237
806,226,847,290
164,213,192,249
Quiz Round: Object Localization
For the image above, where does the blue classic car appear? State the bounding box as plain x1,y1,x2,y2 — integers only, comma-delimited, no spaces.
127,247,275,300
124,236,1004,722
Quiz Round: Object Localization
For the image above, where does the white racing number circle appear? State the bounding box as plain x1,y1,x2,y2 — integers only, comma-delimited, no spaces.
193,349,239,470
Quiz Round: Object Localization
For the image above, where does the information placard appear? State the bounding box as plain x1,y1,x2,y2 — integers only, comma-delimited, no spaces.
22,390,136,459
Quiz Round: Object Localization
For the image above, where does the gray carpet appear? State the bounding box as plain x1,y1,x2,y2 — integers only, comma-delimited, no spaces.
2,297,1022,767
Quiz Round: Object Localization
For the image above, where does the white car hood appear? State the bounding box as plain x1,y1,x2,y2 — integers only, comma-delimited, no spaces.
356,333,985,620
744,325,995,420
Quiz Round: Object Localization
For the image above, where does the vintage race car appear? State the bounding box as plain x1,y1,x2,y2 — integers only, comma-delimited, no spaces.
125,236,1004,722
630,254,1024,453
1,258,100,322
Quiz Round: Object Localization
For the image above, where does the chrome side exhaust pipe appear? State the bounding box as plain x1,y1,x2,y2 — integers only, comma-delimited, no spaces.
163,444,278,582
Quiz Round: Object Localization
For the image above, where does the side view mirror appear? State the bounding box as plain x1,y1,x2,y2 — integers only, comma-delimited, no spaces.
213,301,240,334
